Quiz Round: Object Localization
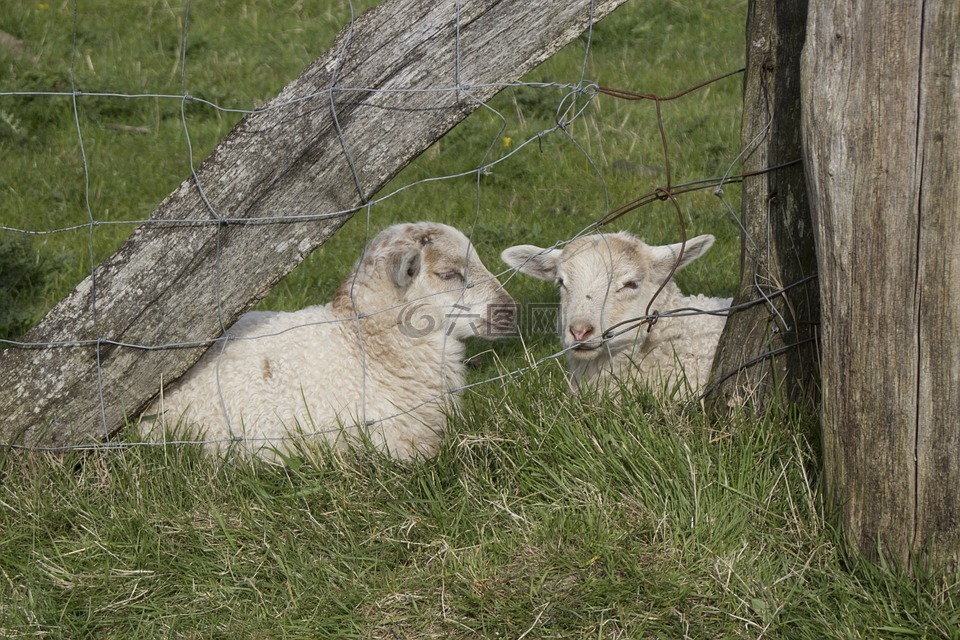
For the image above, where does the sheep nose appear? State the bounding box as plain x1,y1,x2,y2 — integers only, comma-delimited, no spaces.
569,321,594,343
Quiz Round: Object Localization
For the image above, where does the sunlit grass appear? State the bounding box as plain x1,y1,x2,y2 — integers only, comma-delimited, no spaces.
2,370,957,637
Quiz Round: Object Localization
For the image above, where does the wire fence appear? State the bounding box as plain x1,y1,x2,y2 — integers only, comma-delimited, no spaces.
0,0,812,455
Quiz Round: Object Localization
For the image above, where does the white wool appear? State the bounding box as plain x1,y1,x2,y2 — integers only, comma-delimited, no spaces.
143,222,515,460
502,231,730,396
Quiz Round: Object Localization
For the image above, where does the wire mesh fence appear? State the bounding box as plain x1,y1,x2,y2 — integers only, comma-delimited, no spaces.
0,0,808,456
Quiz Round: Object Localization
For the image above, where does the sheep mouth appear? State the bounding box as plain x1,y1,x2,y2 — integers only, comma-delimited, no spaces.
569,341,603,358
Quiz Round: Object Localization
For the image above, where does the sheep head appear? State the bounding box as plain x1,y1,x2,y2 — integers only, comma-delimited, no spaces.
502,232,715,360
345,222,516,340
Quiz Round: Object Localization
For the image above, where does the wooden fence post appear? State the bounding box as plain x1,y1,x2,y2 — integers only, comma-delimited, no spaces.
802,0,960,572
707,0,819,412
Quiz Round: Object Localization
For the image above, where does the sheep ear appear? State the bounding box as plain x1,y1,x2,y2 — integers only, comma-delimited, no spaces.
650,234,715,280
390,249,421,288
501,245,560,281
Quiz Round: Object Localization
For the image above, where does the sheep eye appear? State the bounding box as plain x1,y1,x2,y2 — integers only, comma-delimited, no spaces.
622,280,640,290
436,271,463,282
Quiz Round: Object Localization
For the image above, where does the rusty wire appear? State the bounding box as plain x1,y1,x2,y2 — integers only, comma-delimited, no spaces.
576,66,815,395
590,68,747,331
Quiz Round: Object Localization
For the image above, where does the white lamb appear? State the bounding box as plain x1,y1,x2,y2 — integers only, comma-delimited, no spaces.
502,232,730,396
143,222,516,460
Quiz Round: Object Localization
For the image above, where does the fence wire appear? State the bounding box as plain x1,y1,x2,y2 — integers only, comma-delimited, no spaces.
0,0,811,454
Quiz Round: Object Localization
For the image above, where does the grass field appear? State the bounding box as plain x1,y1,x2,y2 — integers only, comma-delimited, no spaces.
2,0,959,637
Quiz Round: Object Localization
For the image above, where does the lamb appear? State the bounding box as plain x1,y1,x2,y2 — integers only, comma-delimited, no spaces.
502,232,730,396
143,222,516,460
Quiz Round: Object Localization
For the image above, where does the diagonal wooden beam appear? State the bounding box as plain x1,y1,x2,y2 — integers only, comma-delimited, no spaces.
0,0,630,448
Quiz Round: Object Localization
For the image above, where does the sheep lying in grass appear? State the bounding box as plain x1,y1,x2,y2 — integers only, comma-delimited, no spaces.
144,222,516,460
502,232,730,396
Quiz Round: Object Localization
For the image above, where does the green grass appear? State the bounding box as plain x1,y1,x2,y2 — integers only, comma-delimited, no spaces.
2,0,958,637
2,376,958,637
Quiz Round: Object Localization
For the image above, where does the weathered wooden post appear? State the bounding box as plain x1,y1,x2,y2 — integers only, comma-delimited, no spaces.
0,0,630,448
802,0,960,571
707,0,819,412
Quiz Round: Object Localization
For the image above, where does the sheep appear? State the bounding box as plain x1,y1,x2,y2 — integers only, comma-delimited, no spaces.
502,232,730,396
143,222,516,461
